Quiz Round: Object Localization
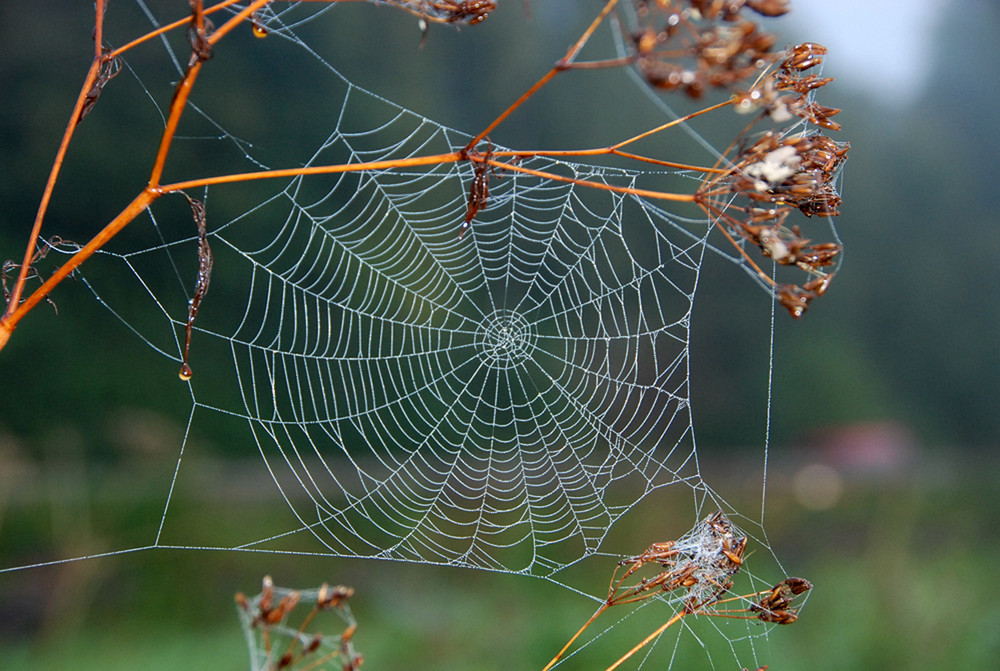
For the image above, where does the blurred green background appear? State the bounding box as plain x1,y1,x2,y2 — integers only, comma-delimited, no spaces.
2,1,999,669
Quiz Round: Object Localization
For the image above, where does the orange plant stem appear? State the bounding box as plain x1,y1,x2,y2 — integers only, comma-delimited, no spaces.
541,603,609,671
148,0,272,187
159,153,463,192
699,202,776,289
467,0,620,149
148,61,203,188
489,147,727,175
605,611,685,671
611,99,736,151
3,58,101,323
93,0,106,59
484,159,696,203
109,0,247,60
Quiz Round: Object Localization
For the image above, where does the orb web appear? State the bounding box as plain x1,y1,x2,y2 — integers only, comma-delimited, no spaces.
216,137,706,574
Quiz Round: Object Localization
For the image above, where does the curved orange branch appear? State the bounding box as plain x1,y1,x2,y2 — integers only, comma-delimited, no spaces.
484,158,697,203
2,57,102,325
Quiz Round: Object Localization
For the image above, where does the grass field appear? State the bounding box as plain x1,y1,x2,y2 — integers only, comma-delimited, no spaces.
2,448,997,670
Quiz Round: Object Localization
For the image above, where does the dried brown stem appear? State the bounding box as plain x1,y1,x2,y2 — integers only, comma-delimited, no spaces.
465,0,621,149
540,603,609,671
1,0,848,351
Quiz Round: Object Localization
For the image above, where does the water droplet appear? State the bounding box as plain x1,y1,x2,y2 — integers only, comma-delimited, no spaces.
251,16,268,39
179,363,193,380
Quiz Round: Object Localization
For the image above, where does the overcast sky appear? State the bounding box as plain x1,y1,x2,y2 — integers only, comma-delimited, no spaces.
786,0,948,105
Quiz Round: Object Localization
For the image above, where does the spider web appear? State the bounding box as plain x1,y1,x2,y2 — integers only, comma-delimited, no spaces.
5,1,824,668
156,96,708,576
67,0,729,579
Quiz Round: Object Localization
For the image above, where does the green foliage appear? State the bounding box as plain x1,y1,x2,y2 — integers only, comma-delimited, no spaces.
2,463,998,669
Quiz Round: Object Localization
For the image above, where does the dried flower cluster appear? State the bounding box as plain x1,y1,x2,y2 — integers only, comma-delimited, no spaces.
607,512,812,624
752,576,812,624
608,511,747,612
708,128,848,315
235,576,362,671
629,1,849,317
549,512,813,670
630,0,791,99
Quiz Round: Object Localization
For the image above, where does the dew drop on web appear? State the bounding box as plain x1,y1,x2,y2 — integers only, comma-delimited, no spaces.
251,14,267,39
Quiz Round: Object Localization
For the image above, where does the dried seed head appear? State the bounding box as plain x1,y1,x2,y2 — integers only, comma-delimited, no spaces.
390,1,496,26
608,512,748,610
776,284,812,318
260,575,274,612
782,42,828,72
236,577,361,669
782,577,813,595
752,577,812,623
318,584,355,609
631,1,785,99
672,511,747,609
746,0,790,16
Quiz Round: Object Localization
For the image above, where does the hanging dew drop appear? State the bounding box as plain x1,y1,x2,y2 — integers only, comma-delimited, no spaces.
251,13,268,39
179,362,193,380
